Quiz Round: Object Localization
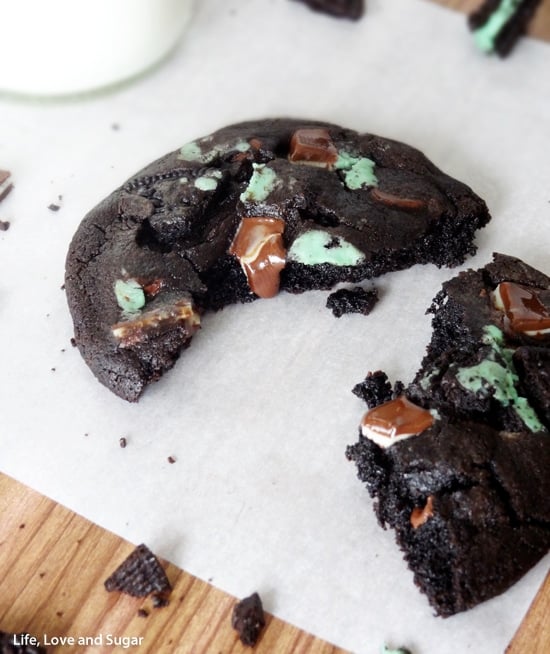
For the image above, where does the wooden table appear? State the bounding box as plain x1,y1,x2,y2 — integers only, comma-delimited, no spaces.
0,473,548,653
1,3,549,653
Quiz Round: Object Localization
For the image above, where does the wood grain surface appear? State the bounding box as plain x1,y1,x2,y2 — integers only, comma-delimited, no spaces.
0,473,548,653
0,474,347,654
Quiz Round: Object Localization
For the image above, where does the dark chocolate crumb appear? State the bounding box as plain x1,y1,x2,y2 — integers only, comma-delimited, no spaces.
167,456,176,464
326,286,378,318
151,593,170,608
231,592,266,647
292,0,364,20
19,523,25,529
0,169,13,203
137,608,149,618
0,220,10,231
104,543,172,599
48,203,60,212
119,437,127,448
352,370,394,408
56,611,63,617
70,337,77,347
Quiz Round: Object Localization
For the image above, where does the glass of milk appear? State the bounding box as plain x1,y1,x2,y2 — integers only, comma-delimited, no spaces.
0,0,195,97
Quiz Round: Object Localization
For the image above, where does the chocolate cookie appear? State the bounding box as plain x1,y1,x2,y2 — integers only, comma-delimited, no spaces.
65,118,490,401
469,0,543,57
347,253,550,616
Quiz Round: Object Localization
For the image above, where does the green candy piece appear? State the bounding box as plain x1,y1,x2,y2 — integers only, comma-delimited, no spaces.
473,0,521,53
456,325,545,433
239,163,280,203
288,229,365,266
114,279,146,314
194,169,223,192
335,151,378,190
180,138,250,165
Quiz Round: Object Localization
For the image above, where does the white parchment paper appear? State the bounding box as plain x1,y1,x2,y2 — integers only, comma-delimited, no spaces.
1,1,549,652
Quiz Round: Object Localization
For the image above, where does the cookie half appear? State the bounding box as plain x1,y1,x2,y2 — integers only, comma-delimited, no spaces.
65,118,490,401
347,253,550,616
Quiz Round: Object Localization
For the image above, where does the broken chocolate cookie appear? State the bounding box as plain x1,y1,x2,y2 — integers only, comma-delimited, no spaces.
347,253,550,616
104,543,171,605
65,118,490,401
231,592,266,647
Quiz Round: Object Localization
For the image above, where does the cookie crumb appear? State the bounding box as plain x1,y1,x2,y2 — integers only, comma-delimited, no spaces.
0,169,13,202
0,220,10,231
167,456,176,464
119,437,127,448
292,0,364,20
231,592,266,647
48,203,61,212
327,286,378,318
104,543,172,602
137,608,149,618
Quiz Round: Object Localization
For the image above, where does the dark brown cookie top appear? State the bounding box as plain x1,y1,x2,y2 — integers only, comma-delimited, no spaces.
65,118,490,401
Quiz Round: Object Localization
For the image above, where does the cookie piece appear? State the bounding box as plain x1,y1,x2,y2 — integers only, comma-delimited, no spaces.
0,169,13,203
65,118,490,401
347,254,550,616
104,543,171,604
231,592,266,647
292,0,365,20
326,286,378,317
469,0,543,57
0,631,46,654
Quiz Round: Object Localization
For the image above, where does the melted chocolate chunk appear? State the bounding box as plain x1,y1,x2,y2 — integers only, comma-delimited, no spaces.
288,128,338,168
494,281,550,336
229,217,286,298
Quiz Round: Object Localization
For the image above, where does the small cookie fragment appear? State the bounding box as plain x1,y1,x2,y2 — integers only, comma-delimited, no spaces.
231,592,266,647
0,630,46,654
292,0,364,20
0,220,10,231
326,286,378,317
104,543,171,605
468,0,543,57
352,370,395,408
0,170,13,203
